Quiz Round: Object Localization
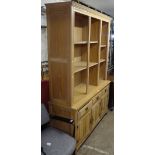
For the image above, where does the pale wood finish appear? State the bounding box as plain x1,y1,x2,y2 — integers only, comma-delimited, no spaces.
74,12,89,42
46,1,112,150
46,2,72,106
91,100,101,129
73,80,110,109
90,18,100,41
86,16,91,94
99,62,106,80
72,1,111,22
101,21,108,45
105,22,111,80
76,110,91,145
100,46,107,60
89,65,98,86
90,44,99,63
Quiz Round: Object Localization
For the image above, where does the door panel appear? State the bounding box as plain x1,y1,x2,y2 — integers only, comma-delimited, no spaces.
77,111,91,144
91,100,100,129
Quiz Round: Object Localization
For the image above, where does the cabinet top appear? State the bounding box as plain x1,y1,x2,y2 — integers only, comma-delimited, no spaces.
45,1,112,22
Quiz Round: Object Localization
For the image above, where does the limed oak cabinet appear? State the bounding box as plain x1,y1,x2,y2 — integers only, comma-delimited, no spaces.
46,1,112,150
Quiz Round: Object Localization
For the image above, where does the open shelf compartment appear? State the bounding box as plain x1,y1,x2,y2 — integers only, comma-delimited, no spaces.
99,62,106,81
90,43,99,65
74,12,89,44
101,21,108,45
100,46,107,63
90,18,100,42
74,69,87,97
89,65,98,86
74,44,87,73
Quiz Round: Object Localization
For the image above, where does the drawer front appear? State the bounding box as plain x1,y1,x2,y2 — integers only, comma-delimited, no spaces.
78,100,92,119
92,92,101,104
101,85,110,97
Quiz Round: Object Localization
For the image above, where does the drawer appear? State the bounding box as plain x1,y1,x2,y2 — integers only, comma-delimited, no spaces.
78,100,92,119
101,85,110,96
92,92,101,104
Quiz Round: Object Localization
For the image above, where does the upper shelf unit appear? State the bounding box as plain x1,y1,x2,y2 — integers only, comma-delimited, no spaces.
46,1,111,107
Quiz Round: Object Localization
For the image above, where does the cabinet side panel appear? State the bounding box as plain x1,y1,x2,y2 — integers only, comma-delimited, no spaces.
46,3,71,105
46,3,71,59
49,62,68,100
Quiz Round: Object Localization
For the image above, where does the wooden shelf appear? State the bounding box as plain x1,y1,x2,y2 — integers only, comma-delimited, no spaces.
101,45,106,48
90,41,98,44
100,59,106,63
74,41,88,45
75,41,98,44
74,62,98,73
89,62,98,68
74,66,87,73
74,61,87,73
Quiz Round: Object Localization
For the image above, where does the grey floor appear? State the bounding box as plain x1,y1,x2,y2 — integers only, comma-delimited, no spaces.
77,111,114,155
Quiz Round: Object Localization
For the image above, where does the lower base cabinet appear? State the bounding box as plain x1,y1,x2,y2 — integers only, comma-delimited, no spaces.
50,84,110,150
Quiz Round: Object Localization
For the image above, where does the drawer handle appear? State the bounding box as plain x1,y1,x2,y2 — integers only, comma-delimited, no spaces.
85,107,89,111
97,96,99,100
105,89,107,93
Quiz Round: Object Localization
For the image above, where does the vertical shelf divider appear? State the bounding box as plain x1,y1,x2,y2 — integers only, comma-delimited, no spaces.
86,16,91,94
97,20,102,85
71,9,75,103
105,22,111,80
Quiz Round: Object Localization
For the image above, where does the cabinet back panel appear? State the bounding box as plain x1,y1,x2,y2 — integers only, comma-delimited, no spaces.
74,45,87,62
90,44,99,62
100,62,106,80
74,70,87,86
74,13,88,42
91,18,100,41
100,47,107,59
101,21,108,45
89,65,98,85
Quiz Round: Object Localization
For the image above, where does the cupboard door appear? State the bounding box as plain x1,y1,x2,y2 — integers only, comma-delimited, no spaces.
100,97,106,115
91,100,101,129
77,111,91,144
104,93,109,112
